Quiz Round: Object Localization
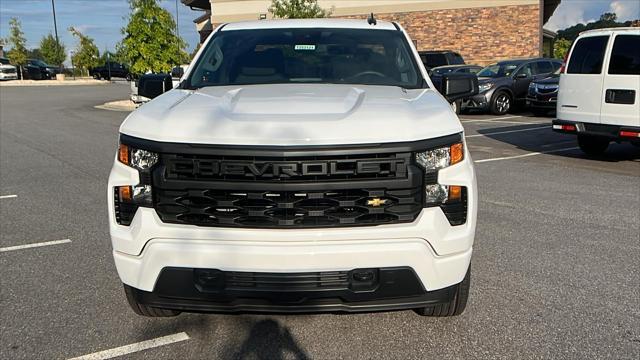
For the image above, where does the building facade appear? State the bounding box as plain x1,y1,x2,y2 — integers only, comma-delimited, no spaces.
182,0,560,65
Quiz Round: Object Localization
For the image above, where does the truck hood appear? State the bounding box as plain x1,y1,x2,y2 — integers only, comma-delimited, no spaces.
120,84,463,146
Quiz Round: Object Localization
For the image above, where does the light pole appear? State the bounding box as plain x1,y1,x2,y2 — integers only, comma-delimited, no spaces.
175,0,180,40
51,0,62,71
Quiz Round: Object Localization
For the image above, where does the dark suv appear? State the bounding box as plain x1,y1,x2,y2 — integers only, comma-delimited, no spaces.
90,62,132,81
466,58,562,115
418,50,465,70
24,59,59,80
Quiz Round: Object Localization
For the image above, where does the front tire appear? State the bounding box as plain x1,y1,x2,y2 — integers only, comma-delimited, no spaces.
415,267,470,317
123,284,181,317
93,73,101,80
490,91,511,115
578,135,609,156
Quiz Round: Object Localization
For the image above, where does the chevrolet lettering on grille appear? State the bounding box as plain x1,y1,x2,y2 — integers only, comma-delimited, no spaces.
166,158,407,180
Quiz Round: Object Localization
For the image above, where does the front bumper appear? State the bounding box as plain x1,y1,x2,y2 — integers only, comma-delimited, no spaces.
526,95,556,110
463,93,490,110
126,266,465,313
0,73,18,80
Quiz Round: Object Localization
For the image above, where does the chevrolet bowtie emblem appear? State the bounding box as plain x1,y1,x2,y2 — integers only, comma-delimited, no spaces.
367,198,387,207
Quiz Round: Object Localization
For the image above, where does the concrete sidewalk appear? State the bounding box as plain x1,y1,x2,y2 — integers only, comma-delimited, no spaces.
0,78,109,87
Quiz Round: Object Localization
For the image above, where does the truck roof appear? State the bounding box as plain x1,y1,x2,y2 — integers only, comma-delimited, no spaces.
222,18,398,31
580,27,640,36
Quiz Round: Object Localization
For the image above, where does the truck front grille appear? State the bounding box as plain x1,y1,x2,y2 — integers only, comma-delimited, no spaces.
154,187,423,228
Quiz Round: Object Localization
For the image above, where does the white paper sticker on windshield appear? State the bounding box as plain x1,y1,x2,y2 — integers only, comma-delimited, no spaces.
295,44,316,51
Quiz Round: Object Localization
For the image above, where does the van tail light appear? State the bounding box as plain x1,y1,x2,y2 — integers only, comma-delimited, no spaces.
553,124,576,132
620,130,640,138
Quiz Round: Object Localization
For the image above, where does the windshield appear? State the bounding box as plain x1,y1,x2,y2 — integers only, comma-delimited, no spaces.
31,60,49,67
477,63,520,78
0,58,10,65
187,28,422,89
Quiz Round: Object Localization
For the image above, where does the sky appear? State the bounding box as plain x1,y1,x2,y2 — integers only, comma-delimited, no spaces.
1,0,639,55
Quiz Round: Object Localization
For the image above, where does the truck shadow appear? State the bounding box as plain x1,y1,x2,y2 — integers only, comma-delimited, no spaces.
224,319,310,360
475,122,640,162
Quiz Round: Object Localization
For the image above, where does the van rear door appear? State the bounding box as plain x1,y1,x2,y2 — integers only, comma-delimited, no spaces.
558,35,610,124
600,32,640,127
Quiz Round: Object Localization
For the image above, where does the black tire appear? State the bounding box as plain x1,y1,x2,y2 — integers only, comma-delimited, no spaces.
93,73,101,80
415,267,470,317
451,99,462,115
578,135,609,156
102,72,111,81
490,91,511,115
125,73,133,82
123,284,181,317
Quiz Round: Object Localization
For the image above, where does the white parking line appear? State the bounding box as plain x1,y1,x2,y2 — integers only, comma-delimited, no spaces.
0,194,18,199
461,119,541,125
465,126,550,138
460,115,523,121
67,332,190,360
474,147,579,163
0,239,72,252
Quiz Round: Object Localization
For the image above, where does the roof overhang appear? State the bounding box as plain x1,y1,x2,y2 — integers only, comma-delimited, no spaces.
543,0,561,24
181,0,210,10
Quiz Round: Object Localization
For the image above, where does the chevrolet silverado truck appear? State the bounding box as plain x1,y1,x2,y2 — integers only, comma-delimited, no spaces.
108,19,478,317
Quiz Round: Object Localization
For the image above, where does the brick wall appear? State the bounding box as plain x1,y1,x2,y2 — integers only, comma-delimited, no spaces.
343,4,541,66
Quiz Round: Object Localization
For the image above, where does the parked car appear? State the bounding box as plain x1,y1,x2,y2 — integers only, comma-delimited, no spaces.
0,57,18,81
526,69,560,116
23,59,59,80
90,62,132,81
419,50,465,70
430,65,482,113
465,58,562,115
110,19,478,318
554,27,639,155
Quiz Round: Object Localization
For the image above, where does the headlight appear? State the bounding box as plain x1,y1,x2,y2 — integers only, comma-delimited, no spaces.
118,144,158,170
478,83,493,92
415,142,464,171
528,83,536,89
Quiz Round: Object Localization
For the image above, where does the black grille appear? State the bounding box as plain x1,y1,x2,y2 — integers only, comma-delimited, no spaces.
224,271,350,291
155,188,423,228
114,188,137,226
163,153,408,182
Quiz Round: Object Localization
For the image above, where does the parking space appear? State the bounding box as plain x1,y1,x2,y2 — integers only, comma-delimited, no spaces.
1,85,638,359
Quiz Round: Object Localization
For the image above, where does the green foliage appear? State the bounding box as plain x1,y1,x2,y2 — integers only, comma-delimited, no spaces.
557,12,637,41
6,18,28,74
26,48,43,60
69,27,100,76
269,0,332,19
119,0,189,75
40,34,66,67
553,38,571,59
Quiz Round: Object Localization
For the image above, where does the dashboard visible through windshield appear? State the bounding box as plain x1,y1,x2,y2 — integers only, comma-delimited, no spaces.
187,28,422,89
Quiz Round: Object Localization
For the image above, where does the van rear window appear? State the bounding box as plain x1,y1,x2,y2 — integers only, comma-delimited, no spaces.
608,35,640,75
567,36,609,74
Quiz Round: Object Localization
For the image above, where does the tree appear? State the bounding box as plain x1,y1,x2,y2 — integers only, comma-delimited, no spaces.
556,12,632,41
69,27,100,76
553,38,571,60
40,34,66,67
269,0,332,19
6,18,28,79
26,48,43,60
599,12,617,22
119,0,189,75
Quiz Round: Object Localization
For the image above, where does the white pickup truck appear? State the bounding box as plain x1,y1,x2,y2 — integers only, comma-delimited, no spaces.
108,19,478,317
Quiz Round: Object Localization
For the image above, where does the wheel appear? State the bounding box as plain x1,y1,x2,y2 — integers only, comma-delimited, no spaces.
490,91,511,115
102,72,111,81
93,73,101,80
125,73,133,82
123,284,181,317
415,266,470,317
578,135,609,156
451,99,462,115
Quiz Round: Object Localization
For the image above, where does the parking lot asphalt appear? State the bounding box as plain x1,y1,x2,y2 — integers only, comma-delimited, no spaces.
1,85,639,360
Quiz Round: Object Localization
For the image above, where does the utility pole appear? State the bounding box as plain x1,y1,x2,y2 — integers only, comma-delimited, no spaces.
51,0,61,71
175,0,180,40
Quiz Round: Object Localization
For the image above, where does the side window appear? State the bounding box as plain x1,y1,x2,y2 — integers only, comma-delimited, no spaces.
468,67,480,74
535,61,553,75
567,36,609,74
516,63,534,77
608,35,640,75
452,53,464,65
552,61,562,72
457,68,469,73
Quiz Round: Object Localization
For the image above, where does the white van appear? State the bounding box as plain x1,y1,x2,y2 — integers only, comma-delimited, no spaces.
554,28,639,155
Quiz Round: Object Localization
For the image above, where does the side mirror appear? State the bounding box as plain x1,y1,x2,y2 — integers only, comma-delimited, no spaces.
171,66,184,78
515,73,528,79
137,73,172,100
438,73,478,102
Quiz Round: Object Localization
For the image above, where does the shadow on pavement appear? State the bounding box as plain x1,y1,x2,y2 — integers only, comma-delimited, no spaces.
476,121,640,162
227,319,310,360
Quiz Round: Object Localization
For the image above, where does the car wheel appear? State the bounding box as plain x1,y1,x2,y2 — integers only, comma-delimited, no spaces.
123,284,181,317
490,91,511,115
451,99,462,115
93,73,101,80
125,74,132,82
415,266,470,317
577,135,609,156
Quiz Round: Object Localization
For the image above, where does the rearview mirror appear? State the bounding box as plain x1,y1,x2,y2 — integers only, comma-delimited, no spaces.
137,73,173,100
438,73,478,102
